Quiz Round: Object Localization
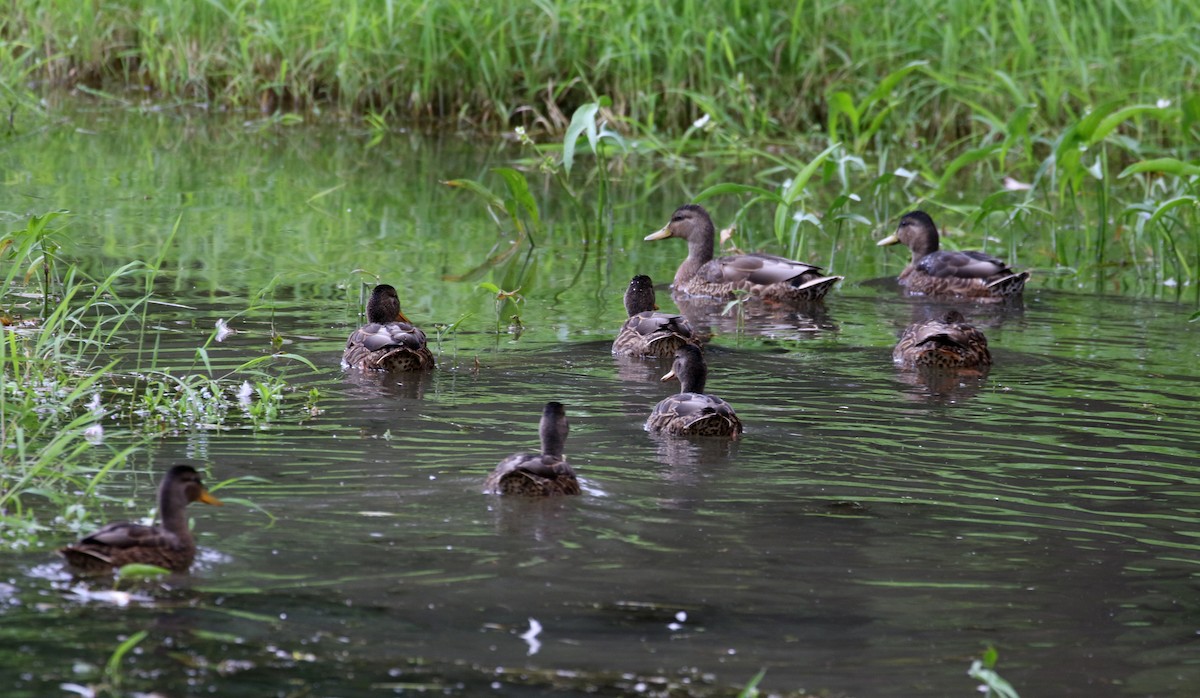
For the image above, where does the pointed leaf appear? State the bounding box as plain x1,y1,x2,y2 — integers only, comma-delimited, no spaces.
562,102,601,174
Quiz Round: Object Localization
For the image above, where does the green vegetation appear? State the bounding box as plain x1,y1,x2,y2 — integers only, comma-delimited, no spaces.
0,0,1196,142
0,213,315,551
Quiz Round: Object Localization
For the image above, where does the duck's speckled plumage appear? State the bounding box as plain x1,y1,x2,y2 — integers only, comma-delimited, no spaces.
893,310,992,369
58,465,223,575
645,204,842,302
877,211,1029,301
612,275,700,357
485,402,580,496
646,345,743,438
343,284,436,371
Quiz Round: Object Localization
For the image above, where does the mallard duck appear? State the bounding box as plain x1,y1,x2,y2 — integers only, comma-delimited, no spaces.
646,344,743,437
644,204,842,302
343,284,436,371
893,310,992,369
877,211,1029,300
59,465,223,575
485,402,580,496
612,274,700,357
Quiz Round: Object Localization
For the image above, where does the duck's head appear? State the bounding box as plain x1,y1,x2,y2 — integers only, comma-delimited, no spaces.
644,204,715,243
366,284,412,324
661,344,707,394
877,210,940,256
162,464,222,508
624,275,658,316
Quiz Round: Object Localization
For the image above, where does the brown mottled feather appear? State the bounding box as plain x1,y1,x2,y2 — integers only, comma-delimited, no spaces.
485,402,580,496
646,345,743,438
893,310,992,369
612,275,700,357
878,211,1029,301
58,465,223,575
645,204,842,302
343,284,435,371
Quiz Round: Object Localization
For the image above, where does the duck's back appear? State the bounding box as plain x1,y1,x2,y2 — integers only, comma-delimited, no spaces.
344,321,435,371
613,311,697,357
646,392,743,437
905,251,1029,299
686,253,841,302
485,453,580,496
60,521,193,573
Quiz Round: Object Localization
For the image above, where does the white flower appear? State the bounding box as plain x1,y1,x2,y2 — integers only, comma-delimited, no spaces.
1157,98,1172,108
693,114,711,129
1003,176,1032,191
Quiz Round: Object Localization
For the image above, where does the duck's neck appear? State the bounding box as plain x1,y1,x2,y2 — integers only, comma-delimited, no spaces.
540,421,567,459
158,486,193,544
675,232,714,286
678,364,707,394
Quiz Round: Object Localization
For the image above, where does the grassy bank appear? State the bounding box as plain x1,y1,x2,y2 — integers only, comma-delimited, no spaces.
1,0,1198,141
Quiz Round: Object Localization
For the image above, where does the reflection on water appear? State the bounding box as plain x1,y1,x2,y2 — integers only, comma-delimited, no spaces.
5,283,1198,698
3,118,1200,698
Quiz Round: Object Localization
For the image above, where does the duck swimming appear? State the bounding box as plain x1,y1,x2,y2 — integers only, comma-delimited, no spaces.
59,465,223,575
645,204,842,302
646,344,743,438
485,402,580,496
877,211,1029,300
893,310,992,370
612,274,700,357
343,284,436,371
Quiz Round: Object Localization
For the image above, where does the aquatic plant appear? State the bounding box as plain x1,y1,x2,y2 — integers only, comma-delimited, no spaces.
968,646,1020,698
1,216,316,550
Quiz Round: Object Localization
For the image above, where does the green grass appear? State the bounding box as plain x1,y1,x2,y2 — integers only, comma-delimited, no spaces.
0,212,316,551
1,0,1197,143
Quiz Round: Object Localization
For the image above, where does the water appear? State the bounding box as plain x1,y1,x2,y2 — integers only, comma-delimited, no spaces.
2,111,1199,697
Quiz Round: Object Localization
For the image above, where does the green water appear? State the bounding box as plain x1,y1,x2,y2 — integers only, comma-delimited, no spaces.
2,111,1199,697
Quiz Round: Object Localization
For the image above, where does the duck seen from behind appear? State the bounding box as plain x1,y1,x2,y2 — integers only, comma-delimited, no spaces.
484,401,581,496
612,274,700,357
59,465,223,575
893,310,992,370
877,211,1029,301
645,204,842,302
343,284,436,371
646,344,743,438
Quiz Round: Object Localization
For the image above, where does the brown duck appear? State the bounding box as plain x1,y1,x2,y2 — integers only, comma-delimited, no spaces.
343,284,436,371
646,344,743,438
612,274,700,357
893,310,992,370
59,465,223,575
645,204,842,302
877,211,1029,300
484,402,581,496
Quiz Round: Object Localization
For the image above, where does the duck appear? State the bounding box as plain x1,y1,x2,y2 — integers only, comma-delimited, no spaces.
644,204,842,302
343,284,436,371
877,210,1029,300
612,274,701,357
893,310,992,369
484,402,581,496
58,465,223,575
646,344,743,437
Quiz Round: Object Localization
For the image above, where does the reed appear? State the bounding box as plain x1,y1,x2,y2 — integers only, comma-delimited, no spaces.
0,213,314,550
1,0,1196,142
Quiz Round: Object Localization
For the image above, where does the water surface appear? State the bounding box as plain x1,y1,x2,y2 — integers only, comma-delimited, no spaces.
1,111,1198,697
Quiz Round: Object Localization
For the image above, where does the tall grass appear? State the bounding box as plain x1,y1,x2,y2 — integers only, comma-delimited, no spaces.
0,213,315,550
1,0,1197,142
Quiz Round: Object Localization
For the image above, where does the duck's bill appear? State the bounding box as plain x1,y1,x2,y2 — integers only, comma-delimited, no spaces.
199,490,224,506
876,233,900,247
644,226,671,241
395,309,412,324
659,368,677,382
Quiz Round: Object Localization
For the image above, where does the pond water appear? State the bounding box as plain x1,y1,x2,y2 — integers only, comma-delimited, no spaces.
2,111,1199,697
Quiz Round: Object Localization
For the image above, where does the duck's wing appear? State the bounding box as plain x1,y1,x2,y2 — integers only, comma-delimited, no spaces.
626,311,694,339
917,250,1015,280
77,521,179,551
705,253,826,286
